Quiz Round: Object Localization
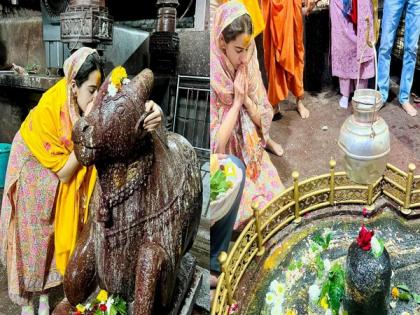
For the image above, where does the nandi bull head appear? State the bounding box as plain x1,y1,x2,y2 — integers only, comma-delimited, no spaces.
72,68,154,165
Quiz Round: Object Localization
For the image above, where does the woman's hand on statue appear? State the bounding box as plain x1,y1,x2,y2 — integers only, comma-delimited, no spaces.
144,100,163,132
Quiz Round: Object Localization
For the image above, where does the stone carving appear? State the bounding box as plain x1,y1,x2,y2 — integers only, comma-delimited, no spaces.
63,69,202,315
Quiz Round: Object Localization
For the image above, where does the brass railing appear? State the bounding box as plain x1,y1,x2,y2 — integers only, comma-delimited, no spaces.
211,161,418,315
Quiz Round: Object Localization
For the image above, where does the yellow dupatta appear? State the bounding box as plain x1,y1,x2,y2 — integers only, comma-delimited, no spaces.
237,0,265,36
20,47,99,275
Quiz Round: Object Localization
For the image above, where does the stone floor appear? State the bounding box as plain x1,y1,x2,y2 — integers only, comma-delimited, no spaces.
268,79,419,188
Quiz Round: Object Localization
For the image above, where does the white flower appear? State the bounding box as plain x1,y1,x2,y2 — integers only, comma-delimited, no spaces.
324,258,331,273
265,292,276,305
325,310,332,315
85,303,91,311
107,83,118,97
389,300,397,309
122,78,130,85
308,283,321,302
269,279,285,297
400,312,410,315
105,296,114,314
271,303,283,315
371,235,381,255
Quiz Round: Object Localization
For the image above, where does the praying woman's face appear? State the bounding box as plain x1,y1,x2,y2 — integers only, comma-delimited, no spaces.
221,32,252,71
72,69,101,114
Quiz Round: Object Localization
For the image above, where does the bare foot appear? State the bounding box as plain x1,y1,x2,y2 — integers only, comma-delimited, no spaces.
210,274,219,288
266,137,284,156
401,103,418,117
296,99,310,119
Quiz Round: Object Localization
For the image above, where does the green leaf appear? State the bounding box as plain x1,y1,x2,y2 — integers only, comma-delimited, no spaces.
210,170,230,201
328,283,344,314
110,305,118,315
288,260,296,271
327,264,345,315
296,260,303,269
399,292,411,301
319,281,330,303
325,232,332,249
371,237,384,258
412,293,420,304
310,242,320,253
313,234,325,248
315,254,324,279
397,284,411,293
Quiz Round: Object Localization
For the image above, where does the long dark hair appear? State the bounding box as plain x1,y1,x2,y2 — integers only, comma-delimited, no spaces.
221,13,253,43
74,53,104,87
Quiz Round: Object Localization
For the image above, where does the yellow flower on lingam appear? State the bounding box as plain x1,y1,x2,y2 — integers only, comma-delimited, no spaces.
76,304,86,313
97,289,108,302
110,66,128,90
320,295,329,310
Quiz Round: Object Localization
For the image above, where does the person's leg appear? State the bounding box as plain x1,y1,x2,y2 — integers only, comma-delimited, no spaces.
265,137,284,157
399,0,420,116
19,295,34,315
210,156,246,276
339,78,351,108
377,0,406,103
38,291,49,315
356,79,369,89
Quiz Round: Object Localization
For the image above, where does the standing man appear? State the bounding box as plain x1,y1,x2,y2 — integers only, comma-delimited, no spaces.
377,0,420,117
261,0,316,119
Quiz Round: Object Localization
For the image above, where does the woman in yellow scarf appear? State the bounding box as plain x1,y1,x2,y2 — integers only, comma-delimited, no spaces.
0,47,163,315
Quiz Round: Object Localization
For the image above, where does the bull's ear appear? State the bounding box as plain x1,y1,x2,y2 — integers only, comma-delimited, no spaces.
125,68,154,106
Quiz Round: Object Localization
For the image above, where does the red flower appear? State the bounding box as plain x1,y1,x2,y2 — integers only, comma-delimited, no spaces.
99,304,107,312
362,208,368,217
228,303,239,314
357,225,374,251
74,312,82,315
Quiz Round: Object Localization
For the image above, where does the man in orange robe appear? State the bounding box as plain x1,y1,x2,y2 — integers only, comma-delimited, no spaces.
262,0,314,119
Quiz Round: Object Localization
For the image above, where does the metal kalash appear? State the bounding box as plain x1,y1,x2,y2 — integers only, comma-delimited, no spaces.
149,0,180,74
60,0,113,51
338,18,390,185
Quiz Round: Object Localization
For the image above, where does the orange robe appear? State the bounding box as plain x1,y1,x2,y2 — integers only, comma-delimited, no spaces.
262,0,305,105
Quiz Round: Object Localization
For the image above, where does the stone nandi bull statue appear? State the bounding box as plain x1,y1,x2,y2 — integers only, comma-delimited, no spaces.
59,69,202,314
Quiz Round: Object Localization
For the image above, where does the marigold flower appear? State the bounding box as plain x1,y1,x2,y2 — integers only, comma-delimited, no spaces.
391,287,399,299
76,304,86,313
97,289,108,302
110,66,128,90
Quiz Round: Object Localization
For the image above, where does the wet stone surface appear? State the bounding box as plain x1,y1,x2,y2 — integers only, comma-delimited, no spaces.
238,202,420,314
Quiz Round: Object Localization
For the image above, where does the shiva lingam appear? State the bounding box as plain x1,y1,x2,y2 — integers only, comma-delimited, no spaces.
149,0,180,74
344,225,391,314
60,0,113,51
